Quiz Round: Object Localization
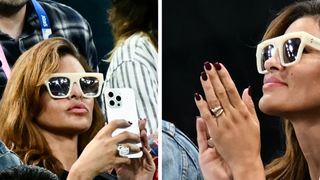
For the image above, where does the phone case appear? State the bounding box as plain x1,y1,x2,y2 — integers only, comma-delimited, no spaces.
104,88,143,158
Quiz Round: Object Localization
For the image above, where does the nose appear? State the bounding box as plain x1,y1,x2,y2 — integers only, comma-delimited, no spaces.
69,82,83,99
264,49,284,73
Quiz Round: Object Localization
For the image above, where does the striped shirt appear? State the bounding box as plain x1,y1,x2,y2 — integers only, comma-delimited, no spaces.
103,32,158,133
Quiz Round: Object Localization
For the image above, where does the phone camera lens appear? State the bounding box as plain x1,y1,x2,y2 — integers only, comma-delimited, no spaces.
109,100,115,106
108,92,114,97
116,96,121,101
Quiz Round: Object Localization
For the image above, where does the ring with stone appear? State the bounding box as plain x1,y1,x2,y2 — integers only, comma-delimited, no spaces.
117,144,130,157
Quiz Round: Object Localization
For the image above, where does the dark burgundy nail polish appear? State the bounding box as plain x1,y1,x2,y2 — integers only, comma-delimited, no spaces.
201,71,208,81
248,86,252,97
204,61,212,70
194,93,201,101
213,62,221,71
128,121,132,125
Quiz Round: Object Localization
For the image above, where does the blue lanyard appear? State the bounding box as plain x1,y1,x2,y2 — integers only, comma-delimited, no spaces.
0,0,52,79
31,0,52,39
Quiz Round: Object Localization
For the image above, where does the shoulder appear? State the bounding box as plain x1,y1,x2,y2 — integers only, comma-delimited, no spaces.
126,33,157,51
38,0,89,25
113,33,157,63
106,33,157,75
162,120,203,180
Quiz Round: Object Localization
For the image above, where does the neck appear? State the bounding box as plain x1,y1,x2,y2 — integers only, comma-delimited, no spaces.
290,115,320,180
0,5,26,40
40,130,78,171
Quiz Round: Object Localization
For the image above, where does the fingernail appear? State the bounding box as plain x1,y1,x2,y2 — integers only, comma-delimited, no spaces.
201,71,208,81
128,121,132,125
194,93,201,101
213,62,221,71
248,85,252,97
204,61,212,71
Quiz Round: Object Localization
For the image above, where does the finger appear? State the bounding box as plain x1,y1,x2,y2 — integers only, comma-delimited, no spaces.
114,157,131,166
194,93,218,129
104,120,132,136
242,87,257,119
196,117,209,154
200,70,221,109
140,129,150,150
138,118,147,132
203,62,232,109
120,143,141,153
114,131,141,144
142,147,154,165
214,63,243,107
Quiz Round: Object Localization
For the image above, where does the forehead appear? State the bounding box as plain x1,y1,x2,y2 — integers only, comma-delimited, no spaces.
285,16,320,37
58,55,85,73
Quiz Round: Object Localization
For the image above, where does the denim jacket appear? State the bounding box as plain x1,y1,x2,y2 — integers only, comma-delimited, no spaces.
0,141,22,172
162,120,203,180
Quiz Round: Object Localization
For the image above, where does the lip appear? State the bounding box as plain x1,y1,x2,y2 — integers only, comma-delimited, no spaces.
263,76,288,89
67,102,89,114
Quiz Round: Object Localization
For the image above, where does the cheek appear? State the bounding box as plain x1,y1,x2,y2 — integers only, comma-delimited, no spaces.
87,99,94,118
37,99,65,125
36,92,67,126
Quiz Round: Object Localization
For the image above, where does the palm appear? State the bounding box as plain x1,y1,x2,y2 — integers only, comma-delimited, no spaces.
200,146,232,180
117,147,155,180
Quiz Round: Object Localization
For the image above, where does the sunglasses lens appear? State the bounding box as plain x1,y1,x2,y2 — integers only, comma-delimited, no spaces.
283,38,301,64
47,77,70,97
260,44,275,71
79,77,100,97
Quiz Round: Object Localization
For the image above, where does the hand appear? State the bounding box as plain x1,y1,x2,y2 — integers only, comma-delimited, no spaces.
116,119,156,180
67,120,141,180
194,62,264,179
196,117,232,180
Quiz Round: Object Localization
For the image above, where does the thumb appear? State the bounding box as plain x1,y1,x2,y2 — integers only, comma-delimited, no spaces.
196,117,209,154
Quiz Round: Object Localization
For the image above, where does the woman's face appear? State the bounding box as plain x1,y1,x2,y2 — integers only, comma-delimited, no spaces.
36,55,94,136
259,16,320,118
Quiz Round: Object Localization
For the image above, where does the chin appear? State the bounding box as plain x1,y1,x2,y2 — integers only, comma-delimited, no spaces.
66,120,92,134
258,97,283,116
64,125,91,135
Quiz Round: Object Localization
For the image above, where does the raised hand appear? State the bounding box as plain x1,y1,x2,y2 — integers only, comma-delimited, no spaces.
116,119,156,180
68,120,141,180
196,117,232,180
194,62,264,180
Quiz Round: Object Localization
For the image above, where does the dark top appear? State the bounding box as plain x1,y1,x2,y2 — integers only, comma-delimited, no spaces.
60,170,117,180
0,0,98,97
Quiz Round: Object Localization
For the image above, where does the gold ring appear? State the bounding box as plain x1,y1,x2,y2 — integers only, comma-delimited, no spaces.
210,106,224,118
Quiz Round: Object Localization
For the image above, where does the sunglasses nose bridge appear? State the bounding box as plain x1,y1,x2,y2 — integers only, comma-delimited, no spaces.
264,46,284,72
68,81,83,98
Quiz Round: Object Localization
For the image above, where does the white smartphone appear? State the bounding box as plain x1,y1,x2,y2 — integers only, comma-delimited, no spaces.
103,88,143,158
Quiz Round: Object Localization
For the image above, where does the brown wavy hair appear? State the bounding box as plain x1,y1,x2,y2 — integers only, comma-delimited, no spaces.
261,1,320,179
108,0,158,48
0,37,105,175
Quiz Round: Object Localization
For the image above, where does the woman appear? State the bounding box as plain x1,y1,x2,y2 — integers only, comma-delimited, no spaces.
195,1,320,180
103,0,158,133
0,37,155,179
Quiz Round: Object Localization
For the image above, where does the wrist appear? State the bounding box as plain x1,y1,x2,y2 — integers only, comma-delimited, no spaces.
67,162,96,180
231,158,265,180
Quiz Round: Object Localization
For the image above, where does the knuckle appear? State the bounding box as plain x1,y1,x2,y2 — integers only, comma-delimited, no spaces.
207,99,219,107
225,86,235,94
202,111,212,121
216,89,225,97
